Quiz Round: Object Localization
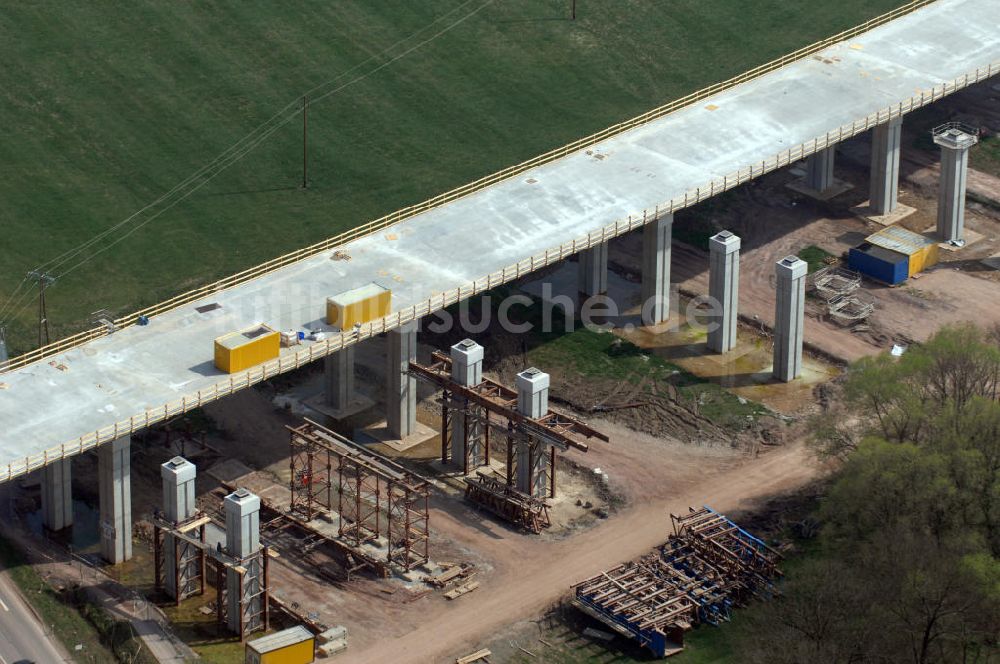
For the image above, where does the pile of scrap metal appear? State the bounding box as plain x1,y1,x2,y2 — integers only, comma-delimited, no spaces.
810,265,874,325
464,471,550,533
571,507,781,659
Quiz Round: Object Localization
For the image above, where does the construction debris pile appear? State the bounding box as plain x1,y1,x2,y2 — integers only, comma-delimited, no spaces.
571,507,781,659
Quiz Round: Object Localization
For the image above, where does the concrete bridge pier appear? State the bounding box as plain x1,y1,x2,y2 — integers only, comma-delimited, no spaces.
933,125,978,244
40,458,72,531
99,435,132,564
708,231,741,354
641,214,673,326
577,242,608,297
224,488,263,634
773,256,808,382
450,339,485,470
161,456,197,600
869,117,903,215
387,322,418,439
515,368,550,498
805,146,836,193
324,347,355,412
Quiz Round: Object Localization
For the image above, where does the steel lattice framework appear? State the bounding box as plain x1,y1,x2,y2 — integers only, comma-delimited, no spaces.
287,419,430,571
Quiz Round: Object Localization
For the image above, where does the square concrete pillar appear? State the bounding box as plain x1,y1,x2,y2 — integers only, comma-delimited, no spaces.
870,117,903,215
641,215,672,326
450,340,485,468
224,488,262,634
577,241,608,297
933,125,978,244
773,256,808,382
386,322,418,439
708,231,741,354
99,436,132,564
806,147,836,193
515,368,550,496
324,347,355,412
161,456,197,600
40,458,72,531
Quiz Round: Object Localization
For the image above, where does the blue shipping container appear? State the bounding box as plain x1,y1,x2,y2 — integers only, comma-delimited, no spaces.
848,242,909,285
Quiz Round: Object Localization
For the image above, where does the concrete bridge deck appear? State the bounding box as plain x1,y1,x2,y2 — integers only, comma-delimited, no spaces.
1,0,998,479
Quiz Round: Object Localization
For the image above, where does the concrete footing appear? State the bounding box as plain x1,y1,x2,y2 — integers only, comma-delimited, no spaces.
708,231,740,354
869,117,903,216
578,242,608,297
773,257,808,383
640,215,672,326
99,436,132,564
40,458,72,531
387,322,418,439
934,126,978,244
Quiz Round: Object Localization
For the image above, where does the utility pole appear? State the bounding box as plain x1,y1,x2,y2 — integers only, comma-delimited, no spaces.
301,95,309,189
27,270,55,348
571,0,576,20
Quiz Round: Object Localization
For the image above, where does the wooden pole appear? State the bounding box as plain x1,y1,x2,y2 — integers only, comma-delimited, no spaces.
302,95,308,189
571,0,576,20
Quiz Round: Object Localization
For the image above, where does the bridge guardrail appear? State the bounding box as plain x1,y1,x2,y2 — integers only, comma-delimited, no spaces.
0,0,939,375
6,58,999,483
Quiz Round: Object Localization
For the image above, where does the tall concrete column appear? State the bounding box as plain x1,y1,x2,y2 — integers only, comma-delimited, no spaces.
224,488,262,634
641,214,672,326
933,125,978,244
161,456,197,600
708,231,741,354
869,117,903,215
773,256,808,383
577,241,608,297
515,368,550,498
806,147,836,193
40,458,72,531
324,347,355,411
450,339,485,470
387,321,417,439
99,436,132,564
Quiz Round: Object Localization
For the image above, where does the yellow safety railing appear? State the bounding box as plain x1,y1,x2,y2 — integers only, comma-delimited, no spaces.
0,0,940,374
6,59,1000,483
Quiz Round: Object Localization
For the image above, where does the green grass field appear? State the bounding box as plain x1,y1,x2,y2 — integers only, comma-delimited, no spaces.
0,0,905,354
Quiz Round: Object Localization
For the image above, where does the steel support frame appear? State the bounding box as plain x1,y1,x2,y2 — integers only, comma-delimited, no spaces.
152,517,270,640
287,420,430,571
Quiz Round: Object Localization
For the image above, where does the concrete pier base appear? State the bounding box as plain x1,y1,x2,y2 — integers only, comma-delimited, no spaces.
773,257,808,383
708,231,741,354
387,322,418,439
641,215,672,326
99,436,132,564
869,117,903,215
577,242,608,297
40,458,72,531
934,125,978,244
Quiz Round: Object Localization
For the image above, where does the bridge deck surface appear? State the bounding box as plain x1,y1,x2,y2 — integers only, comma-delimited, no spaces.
1,0,998,474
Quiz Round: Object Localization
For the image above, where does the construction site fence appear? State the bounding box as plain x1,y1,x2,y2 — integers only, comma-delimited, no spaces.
2,0,942,375
5,28,1000,483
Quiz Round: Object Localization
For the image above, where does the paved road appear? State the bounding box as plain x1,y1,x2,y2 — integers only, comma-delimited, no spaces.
0,565,69,664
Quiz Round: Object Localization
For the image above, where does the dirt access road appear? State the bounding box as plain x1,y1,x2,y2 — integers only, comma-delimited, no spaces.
345,428,821,664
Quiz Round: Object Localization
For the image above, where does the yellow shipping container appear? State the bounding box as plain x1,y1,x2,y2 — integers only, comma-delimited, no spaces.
326,283,391,329
245,626,315,664
864,225,939,279
214,324,280,374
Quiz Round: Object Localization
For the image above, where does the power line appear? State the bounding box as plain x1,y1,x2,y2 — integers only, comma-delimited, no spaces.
0,0,493,323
